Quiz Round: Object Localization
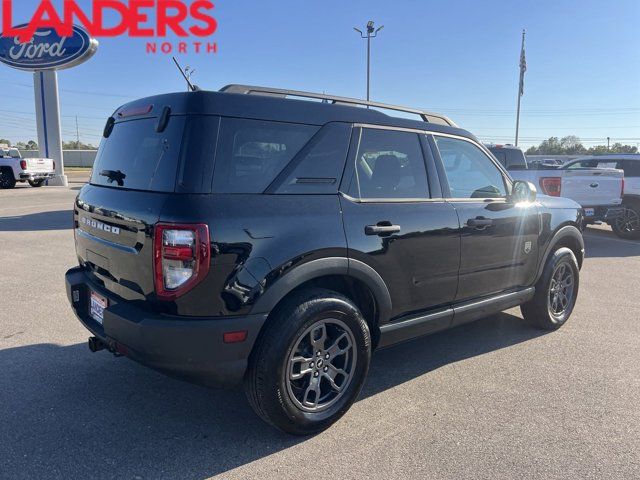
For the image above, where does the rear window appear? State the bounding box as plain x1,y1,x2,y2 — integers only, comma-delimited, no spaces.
91,117,186,192
213,118,318,193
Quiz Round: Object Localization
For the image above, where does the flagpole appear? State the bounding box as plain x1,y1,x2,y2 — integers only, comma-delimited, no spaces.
515,29,526,146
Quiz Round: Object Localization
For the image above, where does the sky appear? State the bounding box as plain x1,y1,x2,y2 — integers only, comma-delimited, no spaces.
1,0,639,150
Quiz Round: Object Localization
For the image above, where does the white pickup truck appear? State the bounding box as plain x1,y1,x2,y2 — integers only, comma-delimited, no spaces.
487,145,625,230
0,148,55,189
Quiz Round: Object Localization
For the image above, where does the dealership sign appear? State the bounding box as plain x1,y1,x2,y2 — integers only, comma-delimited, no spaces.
0,25,98,71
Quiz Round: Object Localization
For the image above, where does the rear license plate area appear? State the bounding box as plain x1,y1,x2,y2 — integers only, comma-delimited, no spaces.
89,290,108,325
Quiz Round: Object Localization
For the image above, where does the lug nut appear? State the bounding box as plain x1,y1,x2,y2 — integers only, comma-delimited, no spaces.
325,353,330,359
316,351,321,357
309,362,314,368
314,371,319,377
323,366,328,372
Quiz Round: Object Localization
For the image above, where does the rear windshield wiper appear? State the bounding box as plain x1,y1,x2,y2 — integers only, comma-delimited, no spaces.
100,169,126,186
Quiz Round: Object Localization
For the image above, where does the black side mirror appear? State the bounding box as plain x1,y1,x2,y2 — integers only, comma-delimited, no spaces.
510,180,537,203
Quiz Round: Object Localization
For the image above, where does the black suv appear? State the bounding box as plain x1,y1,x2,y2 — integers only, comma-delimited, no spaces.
66,85,585,435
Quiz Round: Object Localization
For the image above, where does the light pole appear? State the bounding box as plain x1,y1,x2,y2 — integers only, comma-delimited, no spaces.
607,136,611,150
354,21,384,101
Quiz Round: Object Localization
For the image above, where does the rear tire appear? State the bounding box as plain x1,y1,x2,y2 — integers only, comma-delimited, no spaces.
28,179,45,187
245,288,371,435
611,203,640,239
0,168,16,189
521,247,579,330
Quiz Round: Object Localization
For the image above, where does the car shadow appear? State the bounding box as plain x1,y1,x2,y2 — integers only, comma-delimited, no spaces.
0,210,72,231
583,231,640,258
0,312,544,479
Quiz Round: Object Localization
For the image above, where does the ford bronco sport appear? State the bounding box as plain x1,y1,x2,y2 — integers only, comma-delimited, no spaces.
66,85,585,435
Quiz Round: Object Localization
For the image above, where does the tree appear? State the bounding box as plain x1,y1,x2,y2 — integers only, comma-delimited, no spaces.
527,136,637,155
559,135,587,155
27,140,38,150
62,140,97,150
0,139,11,147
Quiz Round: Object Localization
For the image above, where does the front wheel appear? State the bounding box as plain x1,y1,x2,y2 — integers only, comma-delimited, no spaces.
245,288,371,435
611,204,640,239
521,247,579,330
28,179,45,187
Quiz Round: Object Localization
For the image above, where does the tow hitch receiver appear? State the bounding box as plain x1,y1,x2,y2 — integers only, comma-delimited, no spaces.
88,336,106,353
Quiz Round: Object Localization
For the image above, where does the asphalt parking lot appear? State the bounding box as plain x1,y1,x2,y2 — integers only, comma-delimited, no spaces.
1,181,639,480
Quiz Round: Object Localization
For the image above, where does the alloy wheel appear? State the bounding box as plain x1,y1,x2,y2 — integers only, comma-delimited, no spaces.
548,262,575,316
614,207,640,234
286,318,357,413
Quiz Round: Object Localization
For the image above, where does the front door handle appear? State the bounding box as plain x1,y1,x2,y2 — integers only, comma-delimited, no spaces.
467,217,494,228
365,223,401,236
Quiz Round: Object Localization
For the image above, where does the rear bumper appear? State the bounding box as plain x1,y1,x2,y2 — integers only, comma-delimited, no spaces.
65,266,267,386
19,172,54,181
582,205,625,223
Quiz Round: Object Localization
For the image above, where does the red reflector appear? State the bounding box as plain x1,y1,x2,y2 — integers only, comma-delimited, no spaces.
20,160,27,170
116,343,129,356
117,105,153,118
223,330,248,344
163,245,194,260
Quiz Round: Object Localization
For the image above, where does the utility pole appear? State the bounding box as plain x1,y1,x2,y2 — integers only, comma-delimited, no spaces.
607,136,611,150
75,115,80,148
354,21,384,101
515,29,526,146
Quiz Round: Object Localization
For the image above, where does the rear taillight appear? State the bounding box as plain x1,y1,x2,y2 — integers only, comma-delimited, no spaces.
20,160,27,170
53,160,56,170
153,223,210,300
539,177,562,197
621,178,625,197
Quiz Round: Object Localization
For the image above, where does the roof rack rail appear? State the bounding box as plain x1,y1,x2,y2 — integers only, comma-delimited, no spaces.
219,84,457,127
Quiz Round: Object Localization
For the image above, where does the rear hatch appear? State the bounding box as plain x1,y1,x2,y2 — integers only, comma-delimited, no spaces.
74,107,208,304
560,168,624,206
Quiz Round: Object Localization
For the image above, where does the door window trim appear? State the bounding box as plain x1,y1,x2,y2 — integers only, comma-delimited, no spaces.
429,132,513,202
339,124,445,203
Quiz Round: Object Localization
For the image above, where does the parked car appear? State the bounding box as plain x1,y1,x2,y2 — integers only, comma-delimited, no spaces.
65,85,585,435
488,146,624,228
0,147,55,188
486,144,528,170
562,155,640,239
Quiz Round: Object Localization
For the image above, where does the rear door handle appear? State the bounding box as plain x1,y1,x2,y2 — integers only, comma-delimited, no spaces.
365,224,401,236
467,217,494,228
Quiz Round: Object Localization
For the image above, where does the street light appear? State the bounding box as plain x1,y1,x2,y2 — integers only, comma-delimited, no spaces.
354,20,384,101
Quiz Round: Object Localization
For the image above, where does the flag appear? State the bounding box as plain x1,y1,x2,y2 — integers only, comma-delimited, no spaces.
519,30,526,97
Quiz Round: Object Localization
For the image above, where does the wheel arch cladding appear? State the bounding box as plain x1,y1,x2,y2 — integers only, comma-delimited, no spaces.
538,225,584,282
250,257,392,349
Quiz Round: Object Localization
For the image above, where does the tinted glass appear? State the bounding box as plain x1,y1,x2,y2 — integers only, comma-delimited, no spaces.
435,136,507,198
489,149,507,166
275,123,352,194
621,160,640,177
91,117,186,192
351,128,429,199
213,118,318,193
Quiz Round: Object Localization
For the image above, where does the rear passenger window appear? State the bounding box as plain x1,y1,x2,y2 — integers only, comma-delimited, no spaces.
350,128,429,200
274,123,352,194
434,136,507,199
213,118,318,193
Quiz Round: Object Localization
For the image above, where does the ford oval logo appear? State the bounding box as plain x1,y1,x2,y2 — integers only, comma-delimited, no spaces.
0,24,98,71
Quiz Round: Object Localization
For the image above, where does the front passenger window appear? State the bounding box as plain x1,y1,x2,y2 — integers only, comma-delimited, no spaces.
434,136,507,199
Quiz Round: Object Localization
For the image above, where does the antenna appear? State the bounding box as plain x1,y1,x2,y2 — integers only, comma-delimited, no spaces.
172,57,198,92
